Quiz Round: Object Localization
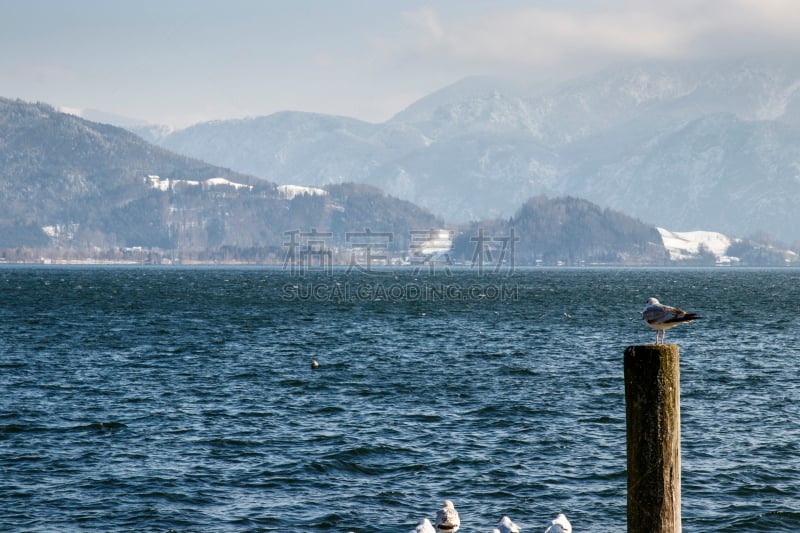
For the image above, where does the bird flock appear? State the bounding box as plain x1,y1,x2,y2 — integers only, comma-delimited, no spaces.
407,500,572,533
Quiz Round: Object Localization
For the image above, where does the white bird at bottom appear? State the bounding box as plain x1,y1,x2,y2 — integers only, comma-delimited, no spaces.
411,517,436,533
544,513,572,533
435,500,460,532
496,515,521,533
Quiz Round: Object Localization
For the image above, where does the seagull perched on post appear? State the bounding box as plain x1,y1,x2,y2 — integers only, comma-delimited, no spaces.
642,297,702,344
544,513,572,533
435,500,460,532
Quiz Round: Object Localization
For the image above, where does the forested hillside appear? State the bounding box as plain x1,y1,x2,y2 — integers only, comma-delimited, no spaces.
452,196,665,266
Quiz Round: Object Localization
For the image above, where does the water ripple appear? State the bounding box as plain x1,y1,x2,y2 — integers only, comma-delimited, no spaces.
1,267,799,531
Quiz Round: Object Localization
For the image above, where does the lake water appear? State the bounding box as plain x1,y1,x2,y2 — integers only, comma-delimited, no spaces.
1,266,799,531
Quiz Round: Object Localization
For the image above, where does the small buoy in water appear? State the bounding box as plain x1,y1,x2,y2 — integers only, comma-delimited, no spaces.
311,359,320,369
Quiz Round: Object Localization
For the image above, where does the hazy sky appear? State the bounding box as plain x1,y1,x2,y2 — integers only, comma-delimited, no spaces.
2,0,799,127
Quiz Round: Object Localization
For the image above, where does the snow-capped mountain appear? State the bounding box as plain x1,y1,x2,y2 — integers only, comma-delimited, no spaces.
59,107,175,143
161,111,431,187
151,58,800,243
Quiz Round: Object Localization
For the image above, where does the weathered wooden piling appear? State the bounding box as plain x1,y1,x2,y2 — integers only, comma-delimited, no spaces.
624,344,681,533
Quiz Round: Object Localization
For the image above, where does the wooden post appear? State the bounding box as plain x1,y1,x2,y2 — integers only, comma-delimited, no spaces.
624,344,681,533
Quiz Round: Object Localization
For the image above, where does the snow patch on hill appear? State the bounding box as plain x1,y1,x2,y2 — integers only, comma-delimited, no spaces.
205,177,253,190
657,227,739,263
146,175,252,191
277,185,328,200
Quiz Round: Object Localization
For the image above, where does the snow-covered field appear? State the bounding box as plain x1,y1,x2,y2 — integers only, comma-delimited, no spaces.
657,227,739,263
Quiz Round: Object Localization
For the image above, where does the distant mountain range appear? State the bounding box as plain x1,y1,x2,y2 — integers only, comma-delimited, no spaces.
0,98,444,259
3,62,799,266
146,58,800,245
0,97,683,265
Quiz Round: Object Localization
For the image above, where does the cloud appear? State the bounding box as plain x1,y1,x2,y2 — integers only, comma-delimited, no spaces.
391,1,800,75
403,7,445,42
680,0,800,55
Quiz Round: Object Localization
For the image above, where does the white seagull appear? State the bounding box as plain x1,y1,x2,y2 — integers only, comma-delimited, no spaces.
411,517,436,533
435,500,461,532
544,513,572,533
496,515,521,533
642,297,702,344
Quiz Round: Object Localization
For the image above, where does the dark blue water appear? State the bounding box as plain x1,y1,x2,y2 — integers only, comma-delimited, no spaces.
1,266,799,532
